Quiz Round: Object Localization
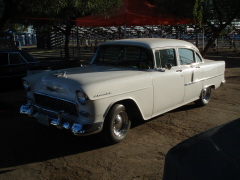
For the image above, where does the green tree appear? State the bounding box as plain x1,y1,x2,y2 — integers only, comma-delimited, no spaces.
157,0,240,57
194,0,240,56
0,0,122,58
44,0,122,59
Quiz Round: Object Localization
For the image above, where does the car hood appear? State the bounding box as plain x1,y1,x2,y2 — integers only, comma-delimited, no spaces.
31,65,153,100
54,65,144,84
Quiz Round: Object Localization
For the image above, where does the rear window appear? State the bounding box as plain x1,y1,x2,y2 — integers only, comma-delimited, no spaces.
9,53,26,64
179,49,195,65
93,45,153,69
20,51,38,63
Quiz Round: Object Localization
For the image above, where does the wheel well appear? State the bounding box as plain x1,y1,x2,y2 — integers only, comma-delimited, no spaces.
204,85,215,89
211,85,216,89
106,99,143,121
208,85,215,89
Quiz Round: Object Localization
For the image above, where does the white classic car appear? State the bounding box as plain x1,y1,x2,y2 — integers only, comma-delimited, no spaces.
20,38,225,144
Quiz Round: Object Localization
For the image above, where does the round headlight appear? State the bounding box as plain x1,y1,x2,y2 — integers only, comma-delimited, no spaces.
76,91,88,105
23,81,30,91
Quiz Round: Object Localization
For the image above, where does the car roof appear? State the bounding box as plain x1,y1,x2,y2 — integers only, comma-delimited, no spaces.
100,38,199,52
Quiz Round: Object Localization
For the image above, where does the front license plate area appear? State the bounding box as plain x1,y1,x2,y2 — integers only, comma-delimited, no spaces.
36,113,49,127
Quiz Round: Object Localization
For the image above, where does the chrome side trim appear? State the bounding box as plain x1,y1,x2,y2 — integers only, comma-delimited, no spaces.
185,74,224,86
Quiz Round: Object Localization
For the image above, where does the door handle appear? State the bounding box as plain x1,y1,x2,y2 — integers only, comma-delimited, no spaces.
176,70,182,72
195,66,200,68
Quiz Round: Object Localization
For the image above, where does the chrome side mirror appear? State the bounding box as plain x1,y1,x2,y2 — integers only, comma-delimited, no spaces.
157,63,173,72
165,64,172,70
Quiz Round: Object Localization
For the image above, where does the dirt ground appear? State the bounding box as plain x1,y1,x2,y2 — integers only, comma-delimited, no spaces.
0,50,239,180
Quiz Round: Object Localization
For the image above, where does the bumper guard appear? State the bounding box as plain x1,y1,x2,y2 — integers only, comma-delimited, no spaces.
20,104,102,136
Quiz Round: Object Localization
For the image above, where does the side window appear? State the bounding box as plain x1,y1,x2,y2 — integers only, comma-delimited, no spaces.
9,53,26,64
179,48,194,65
0,53,9,66
195,53,202,63
159,49,176,68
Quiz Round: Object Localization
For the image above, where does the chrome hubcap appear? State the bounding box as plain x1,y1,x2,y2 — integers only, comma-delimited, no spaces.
202,88,211,102
113,111,128,137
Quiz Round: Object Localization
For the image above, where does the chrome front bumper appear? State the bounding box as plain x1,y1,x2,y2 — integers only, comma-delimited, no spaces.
20,104,103,136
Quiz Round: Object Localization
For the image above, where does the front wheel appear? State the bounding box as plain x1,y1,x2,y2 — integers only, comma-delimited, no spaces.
195,87,212,106
102,104,131,144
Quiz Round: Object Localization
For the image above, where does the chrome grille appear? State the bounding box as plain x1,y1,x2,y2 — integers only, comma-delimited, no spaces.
34,92,78,116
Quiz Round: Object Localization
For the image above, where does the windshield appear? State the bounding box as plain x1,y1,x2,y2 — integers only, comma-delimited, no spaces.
92,45,154,69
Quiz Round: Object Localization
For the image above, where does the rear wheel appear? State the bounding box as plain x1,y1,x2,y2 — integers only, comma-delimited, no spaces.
195,87,212,106
102,104,131,144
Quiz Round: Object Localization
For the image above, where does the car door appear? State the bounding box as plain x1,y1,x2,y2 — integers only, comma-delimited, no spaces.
178,48,203,102
151,48,184,117
0,52,11,78
8,52,28,78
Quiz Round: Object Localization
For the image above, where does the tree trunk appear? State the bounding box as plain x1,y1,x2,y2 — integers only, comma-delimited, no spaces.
201,22,230,58
64,24,72,60
36,34,46,49
201,6,240,57
201,32,219,58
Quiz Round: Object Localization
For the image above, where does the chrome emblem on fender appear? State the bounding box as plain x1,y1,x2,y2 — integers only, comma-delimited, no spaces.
93,92,111,98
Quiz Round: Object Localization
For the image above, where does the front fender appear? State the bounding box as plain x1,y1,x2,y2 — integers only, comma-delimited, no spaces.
90,86,154,122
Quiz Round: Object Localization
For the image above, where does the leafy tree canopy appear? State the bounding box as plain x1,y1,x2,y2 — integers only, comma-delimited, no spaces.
0,0,122,32
157,0,240,56
0,0,122,58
